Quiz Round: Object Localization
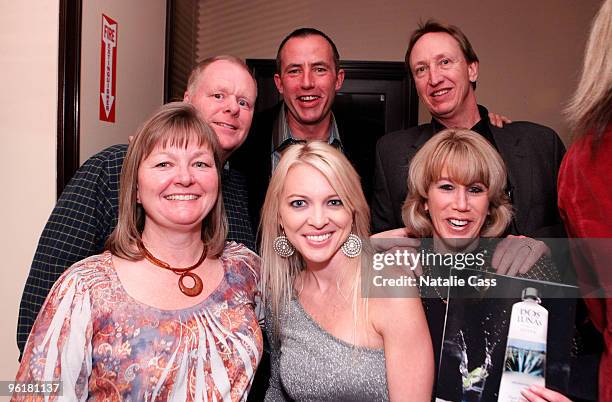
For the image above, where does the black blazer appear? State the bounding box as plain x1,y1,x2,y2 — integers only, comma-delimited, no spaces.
231,102,378,231
372,117,567,238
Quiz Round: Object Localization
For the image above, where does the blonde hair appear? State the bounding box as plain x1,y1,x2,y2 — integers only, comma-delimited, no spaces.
565,0,612,141
259,142,372,339
402,129,512,237
106,102,228,259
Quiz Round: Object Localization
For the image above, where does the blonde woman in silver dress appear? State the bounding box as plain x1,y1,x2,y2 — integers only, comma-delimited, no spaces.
260,142,433,401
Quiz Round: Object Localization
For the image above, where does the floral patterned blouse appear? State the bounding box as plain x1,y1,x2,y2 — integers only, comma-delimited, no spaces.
14,242,263,402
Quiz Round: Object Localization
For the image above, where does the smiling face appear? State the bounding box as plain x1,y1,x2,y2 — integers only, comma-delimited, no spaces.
425,166,490,251
185,60,257,161
409,32,479,127
279,163,352,267
274,35,345,131
137,140,218,234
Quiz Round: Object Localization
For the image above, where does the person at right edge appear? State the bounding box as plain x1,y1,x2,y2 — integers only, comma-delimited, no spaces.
373,20,567,275
558,0,612,401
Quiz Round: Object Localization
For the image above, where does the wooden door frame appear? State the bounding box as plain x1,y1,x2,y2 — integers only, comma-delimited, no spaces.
56,0,82,196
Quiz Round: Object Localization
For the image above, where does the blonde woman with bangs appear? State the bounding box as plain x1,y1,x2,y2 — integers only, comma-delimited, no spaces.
402,128,513,242
260,141,433,401
401,128,562,398
15,103,262,401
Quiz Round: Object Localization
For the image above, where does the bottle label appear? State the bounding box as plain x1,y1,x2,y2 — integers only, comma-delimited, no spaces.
498,300,548,402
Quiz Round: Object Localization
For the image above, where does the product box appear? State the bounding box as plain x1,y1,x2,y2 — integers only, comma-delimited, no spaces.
434,268,578,402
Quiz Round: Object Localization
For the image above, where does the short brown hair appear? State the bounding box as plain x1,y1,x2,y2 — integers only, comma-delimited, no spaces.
106,102,228,259
186,55,256,97
402,129,512,237
405,19,479,89
275,28,341,73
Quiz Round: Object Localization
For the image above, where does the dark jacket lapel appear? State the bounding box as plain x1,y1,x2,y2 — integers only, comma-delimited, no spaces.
490,123,531,234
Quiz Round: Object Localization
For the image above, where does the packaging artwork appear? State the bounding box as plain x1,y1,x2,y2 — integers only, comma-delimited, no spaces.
497,287,548,401
432,269,577,402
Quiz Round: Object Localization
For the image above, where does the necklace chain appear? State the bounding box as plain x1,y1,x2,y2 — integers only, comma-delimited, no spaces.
137,240,207,297
421,265,448,304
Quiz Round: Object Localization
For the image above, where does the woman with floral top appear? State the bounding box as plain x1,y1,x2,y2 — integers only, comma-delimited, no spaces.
14,102,262,401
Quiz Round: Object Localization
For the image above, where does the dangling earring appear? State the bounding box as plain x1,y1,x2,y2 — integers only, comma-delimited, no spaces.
341,233,362,258
273,233,295,258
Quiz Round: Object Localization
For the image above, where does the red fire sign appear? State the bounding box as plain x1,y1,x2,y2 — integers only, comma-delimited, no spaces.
99,14,117,122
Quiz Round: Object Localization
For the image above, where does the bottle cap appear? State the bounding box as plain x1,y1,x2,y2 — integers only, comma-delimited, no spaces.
522,287,539,300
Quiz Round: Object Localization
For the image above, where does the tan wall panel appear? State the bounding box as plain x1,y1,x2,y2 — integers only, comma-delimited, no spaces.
0,0,59,381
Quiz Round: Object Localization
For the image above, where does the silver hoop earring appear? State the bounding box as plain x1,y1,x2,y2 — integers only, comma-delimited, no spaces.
341,233,362,258
273,235,295,258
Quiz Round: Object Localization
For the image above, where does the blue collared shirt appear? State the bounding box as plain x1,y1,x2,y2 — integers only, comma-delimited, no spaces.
271,105,343,170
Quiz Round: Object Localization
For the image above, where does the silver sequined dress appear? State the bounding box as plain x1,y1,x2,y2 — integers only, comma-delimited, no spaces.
264,298,389,401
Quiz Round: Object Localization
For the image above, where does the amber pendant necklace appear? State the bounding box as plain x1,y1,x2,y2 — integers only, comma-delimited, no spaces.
138,240,207,297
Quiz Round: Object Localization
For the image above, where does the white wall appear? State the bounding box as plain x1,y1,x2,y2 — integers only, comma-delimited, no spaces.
80,0,166,162
197,0,601,144
0,0,59,383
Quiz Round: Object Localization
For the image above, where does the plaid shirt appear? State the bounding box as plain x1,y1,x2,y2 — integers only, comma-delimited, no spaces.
17,144,255,355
